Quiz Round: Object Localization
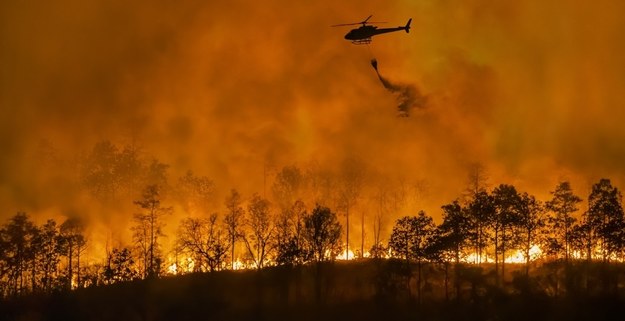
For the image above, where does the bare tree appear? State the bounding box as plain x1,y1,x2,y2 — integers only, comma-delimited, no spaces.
464,163,489,202
224,189,244,269
338,157,365,260
132,184,172,278
242,194,275,269
177,214,229,272
60,217,86,289
370,179,407,258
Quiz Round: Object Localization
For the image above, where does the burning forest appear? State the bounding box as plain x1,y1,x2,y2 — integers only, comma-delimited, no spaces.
2,0,625,320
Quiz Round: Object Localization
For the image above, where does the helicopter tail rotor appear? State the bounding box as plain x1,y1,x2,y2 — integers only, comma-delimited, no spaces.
405,18,412,33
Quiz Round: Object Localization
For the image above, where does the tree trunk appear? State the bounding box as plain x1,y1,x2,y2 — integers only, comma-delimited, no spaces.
476,223,481,265
564,218,569,263
77,248,81,287
444,262,449,301
494,228,499,286
68,242,73,289
231,235,236,270
417,259,422,305
346,206,350,260
501,227,506,285
361,211,365,258
149,207,155,277
31,258,36,292
455,247,461,300
526,230,531,276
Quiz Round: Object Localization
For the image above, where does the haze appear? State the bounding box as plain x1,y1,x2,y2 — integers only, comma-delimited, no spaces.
2,0,625,253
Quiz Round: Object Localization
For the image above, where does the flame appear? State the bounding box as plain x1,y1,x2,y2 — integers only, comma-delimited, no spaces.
336,249,355,260
462,245,543,264
504,245,542,264
167,262,179,275
232,259,246,270
166,256,195,275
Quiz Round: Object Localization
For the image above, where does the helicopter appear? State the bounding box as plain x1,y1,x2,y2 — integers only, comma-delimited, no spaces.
332,15,412,45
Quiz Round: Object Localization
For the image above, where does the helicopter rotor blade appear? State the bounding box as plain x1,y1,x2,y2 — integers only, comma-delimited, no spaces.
330,22,362,27
330,15,388,27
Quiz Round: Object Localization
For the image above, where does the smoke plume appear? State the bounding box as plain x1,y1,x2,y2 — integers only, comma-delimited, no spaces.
2,0,625,258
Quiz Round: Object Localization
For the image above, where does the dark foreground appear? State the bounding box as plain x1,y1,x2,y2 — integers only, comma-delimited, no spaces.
2,260,625,321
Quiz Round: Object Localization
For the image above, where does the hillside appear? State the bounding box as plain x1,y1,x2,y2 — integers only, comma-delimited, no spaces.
2,259,625,321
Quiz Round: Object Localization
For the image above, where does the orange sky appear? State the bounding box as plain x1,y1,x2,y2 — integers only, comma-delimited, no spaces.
2,0,625,248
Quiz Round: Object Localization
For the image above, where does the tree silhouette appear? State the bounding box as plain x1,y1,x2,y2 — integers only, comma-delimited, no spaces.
439,200,472,298
224,189,244,269
35,219,61,292
464,163,489,202
545,181,582,262
389,211,434,303
439,201,471,265
272,166,305,265
241,194,274,269
303,205,342,262
177,214,229,272
337,157,365,260
103,247,137,283
517,192,546,275
389,216,418,262
584,179,625,261
492,184,522,283
60,217,86,289
466,191,494,265
275,199,306,266
425,227,455,300
0,213,38,295
132,184,171,278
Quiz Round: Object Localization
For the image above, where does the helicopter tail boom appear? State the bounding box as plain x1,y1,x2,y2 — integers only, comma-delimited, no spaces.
405,18,412,33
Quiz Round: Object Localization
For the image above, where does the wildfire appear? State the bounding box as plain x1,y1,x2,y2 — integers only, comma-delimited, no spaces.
504,245,543,264
463,245,543,264
232,259,246,270
166,256,195,275
336,249,356,260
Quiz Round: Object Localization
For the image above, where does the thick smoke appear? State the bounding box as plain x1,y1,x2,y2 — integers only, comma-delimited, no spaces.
370,58,426,117
2,0,625,258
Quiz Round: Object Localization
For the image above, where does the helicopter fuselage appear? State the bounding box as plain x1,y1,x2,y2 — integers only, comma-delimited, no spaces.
344,19,411,44
344,26,403,40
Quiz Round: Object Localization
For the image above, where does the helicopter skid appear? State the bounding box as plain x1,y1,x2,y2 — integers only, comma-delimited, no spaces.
351,38,372,45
